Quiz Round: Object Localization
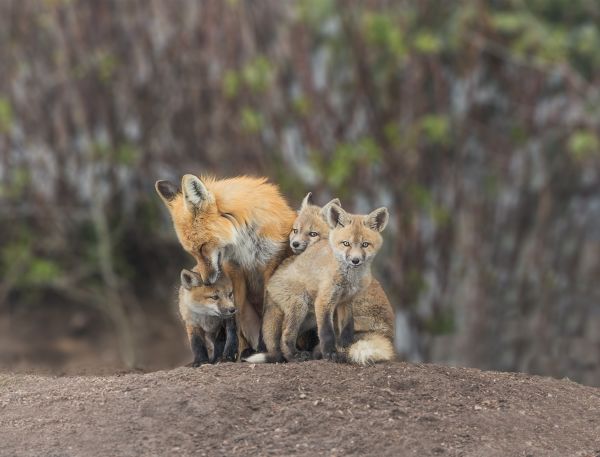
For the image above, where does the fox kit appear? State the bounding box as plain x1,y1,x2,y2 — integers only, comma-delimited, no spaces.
253,194,395,364
250,203,389,363
289,193,340,254
179,267,238,365
156,174,296,354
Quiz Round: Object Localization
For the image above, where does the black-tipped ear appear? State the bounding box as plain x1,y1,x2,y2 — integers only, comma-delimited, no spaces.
300,192,314,211
181,269,202,290
155,180,179,206
325,203,349,229
320,198,342,218
182,174,214,212
365,207,389,232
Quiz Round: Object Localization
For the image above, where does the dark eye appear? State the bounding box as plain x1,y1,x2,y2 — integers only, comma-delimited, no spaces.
362,242,370,248
342,241,350,247
292,228,298,234
228,291,234,299
309,232,318,237
211,295,219,300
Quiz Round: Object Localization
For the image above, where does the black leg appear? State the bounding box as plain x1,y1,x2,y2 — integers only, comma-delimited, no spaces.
188,333,209,367
222,318,238,362
318,314,337,360
339,315,354,348
257,326,267,353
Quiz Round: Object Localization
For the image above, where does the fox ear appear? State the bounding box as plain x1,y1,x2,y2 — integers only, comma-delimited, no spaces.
182,174,214,212
326,203,350,229
320,198,341,218
181,269,202,290
155,180,179,206
365,207,389,232
300,192,314,211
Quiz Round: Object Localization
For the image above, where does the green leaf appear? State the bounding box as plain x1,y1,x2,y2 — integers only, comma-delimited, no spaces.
420,114,450,146
363,13,406,58
116,143,139,166
25,258,62,285
240,107,264,133
242,56,273,93
413,31,442,54
568,130,599,161
223,70,240,98
0,96,13,133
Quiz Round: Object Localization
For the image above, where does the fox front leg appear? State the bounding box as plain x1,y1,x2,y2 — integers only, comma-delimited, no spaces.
187,329,210,367
337,302,354,349
315,295,338,361
222,318,238,362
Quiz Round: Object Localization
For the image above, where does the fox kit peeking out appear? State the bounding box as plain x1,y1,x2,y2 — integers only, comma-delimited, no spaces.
248,203,390,364
179,267,238,366
289,192,340,254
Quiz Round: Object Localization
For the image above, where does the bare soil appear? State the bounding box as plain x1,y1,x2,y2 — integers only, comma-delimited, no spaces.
0,361,598,457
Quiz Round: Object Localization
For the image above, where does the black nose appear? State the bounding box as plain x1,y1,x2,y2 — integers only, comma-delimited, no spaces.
351,258,360,265
227,307,236,315
292,241,300,248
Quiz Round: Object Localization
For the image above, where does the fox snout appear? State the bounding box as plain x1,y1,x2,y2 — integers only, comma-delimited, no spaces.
221,306,237,317
290,238,307,254
350,256,362,266
348,251,365,267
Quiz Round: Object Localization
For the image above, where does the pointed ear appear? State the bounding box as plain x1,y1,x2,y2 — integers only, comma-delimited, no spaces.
300,192,314,211
325,203,350,229
155,180,179,206
365,207,389,232
181,174,214,212
181,269,202,290
320,198,341,218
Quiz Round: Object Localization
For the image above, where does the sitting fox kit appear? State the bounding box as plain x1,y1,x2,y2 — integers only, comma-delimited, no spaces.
179,268,238,365
256,203,389,363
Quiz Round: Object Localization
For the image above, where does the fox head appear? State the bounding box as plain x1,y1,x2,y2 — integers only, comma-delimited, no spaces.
290,192,341,254
156,175,234,284
325,203,389,268
180,268,236,318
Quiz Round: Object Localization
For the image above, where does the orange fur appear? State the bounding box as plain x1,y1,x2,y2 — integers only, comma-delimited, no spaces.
156,174,296,351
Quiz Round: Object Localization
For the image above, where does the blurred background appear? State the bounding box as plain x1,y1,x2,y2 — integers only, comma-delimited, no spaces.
0,0,599,385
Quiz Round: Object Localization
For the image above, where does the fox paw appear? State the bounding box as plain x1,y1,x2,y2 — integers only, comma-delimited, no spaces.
323,351,347,363
287,351,312,363
186,360,208,367
312,347,322,360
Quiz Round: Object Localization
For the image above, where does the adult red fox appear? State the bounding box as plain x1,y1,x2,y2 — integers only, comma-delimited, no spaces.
156,174,296,355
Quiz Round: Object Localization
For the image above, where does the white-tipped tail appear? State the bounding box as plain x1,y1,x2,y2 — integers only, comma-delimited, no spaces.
244,353,268,364
348,334,395,365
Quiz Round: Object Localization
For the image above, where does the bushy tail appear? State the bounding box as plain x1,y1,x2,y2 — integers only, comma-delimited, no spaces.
347,333,395,365
244,352,284,364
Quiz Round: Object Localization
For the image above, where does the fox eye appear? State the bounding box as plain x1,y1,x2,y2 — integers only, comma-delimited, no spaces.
292,228,298,234
342,241,350,247
361,242,370,248
309,232,318,237
228,291,234,299
211,295,219,300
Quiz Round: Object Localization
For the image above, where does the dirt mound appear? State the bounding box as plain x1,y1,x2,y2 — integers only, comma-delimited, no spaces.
0,362,598,456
